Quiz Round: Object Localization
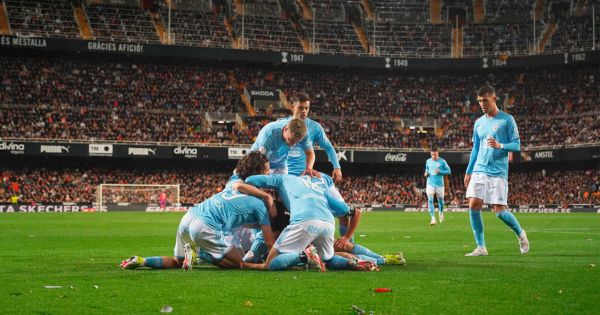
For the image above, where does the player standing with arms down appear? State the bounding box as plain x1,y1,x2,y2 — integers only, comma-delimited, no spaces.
464,85,529,256
424,147,451,225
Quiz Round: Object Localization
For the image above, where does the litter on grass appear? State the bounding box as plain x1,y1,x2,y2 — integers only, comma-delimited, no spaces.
160,305,173,313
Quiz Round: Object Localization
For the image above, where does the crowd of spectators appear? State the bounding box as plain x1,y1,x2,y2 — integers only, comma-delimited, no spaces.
1,165,598,206
370,22,452,58
307,20,364,55
1,56,599,148
484,0,534,23
463,23,534,57
371,0,430,23
544,15,600,54
86,3,160,44
160,9,231,48
231,15,303,52
2,1,598,57
5,0,80,38
0,56,241,112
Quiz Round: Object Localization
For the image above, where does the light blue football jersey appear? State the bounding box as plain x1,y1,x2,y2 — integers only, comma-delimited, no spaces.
245,173,350,225
190,189,270,231
224,174,241,190
282,117,340,176
250,120,311,170
467,110,520,179
425,158,451,187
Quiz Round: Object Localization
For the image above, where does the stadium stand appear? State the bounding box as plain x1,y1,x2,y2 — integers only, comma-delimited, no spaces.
0,55,598,148
1,162,598,205
231,14,303,52
159,8,231,48
85,3,160,43
484,0,534,23
4,0,80,38
544,15,600,54
462,23,533,57
369,22,452,57
0,0,598,207
371,0,430,23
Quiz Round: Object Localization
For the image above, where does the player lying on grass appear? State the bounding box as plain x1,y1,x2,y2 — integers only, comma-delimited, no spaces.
244,173,378,272
120,151,276,270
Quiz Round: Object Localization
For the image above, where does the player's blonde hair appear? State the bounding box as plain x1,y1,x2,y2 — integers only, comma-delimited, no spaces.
287,117,307,141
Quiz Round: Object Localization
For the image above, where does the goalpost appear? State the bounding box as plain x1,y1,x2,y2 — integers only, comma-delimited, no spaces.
96,184,180,212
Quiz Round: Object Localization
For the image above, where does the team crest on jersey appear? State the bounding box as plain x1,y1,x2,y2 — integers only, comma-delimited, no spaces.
492,124,499,132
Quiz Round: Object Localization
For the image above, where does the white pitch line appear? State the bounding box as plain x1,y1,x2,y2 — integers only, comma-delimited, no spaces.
529,229,600,235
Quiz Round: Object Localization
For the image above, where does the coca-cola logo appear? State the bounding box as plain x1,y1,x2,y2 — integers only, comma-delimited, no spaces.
384,153,407,162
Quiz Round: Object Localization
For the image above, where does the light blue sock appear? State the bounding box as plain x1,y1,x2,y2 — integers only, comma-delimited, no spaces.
496,210,523,236
357,254,385,265
268,253,301,271
325,255,350,270
469,209,486,248
143,256,164,269
339,224,355,243
438,199,444,213
427,197,435,218
198,250,213,263
352,244,382,260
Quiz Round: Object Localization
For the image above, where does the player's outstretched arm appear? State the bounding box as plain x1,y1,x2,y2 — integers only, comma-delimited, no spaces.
332,168,342,182
301,148,321,177
316,129,342,181
245,174,282,189
232,182,276,218
335,208,362,250
260,225,275,250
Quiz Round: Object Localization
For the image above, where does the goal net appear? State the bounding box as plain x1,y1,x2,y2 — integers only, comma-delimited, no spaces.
96,184,180,212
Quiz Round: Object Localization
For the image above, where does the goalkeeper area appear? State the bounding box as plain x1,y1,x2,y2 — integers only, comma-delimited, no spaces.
96,184,181,212
1,212,598,314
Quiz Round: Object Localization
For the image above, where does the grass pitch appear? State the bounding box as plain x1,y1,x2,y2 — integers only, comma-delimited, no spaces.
1,211,599,314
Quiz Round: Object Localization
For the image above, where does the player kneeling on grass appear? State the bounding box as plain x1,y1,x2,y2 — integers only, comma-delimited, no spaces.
245,173,378,272
241,201,290,264
120,151,275,270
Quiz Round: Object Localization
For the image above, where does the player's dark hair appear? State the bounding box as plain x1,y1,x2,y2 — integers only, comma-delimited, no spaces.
291,92,310,103
431,146,439,152
236,151,268,180
477,85,495,96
